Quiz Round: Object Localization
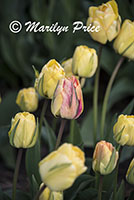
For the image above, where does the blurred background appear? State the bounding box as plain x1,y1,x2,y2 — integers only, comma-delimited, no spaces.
0,0,134,196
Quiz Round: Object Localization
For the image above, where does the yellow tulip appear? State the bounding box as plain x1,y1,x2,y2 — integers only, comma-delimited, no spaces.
39,143,87,191
92,141,118,175
87,0,121,44
16,87,38,112
62,58,73,77
113,114,134,146
72,45,98,78
113,19,134,60
8,112,38,148
35,59,65,99
126,158,134,185
39,185,63,200
51,76,84,119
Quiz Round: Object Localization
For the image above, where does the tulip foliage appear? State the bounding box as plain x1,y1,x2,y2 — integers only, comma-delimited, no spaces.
0,0,134,200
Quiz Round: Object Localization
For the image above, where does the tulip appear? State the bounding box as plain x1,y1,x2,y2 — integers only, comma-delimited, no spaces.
72,45,98,78
113,19,134,60
113,114,134,146
87,0,121,44
35,59,65,99
16,87,38,112
39,143,87,191
8,112,38,148
51,76,84,119
126,158,134,185
62,58,73,77
92,141,119,175
39,186,63,200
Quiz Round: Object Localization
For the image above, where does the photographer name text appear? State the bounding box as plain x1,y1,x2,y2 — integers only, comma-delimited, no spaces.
9,20,100,34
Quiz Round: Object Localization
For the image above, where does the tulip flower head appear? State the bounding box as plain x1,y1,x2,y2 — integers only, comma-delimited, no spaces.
113,19,134,60
51,76,84,119
16,87,38,112
113,114,134,146
92,141,119,175
87,0,121,44
8,112,38,148
39,185,63,200
35,59,65,99
126,158,134,185
62,58,73,77
72,45,98,78
39,143,87,191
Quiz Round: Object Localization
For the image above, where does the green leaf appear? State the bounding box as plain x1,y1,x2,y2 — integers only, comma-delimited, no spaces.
25,139,41,190
77,188,98,200
122,99,134,115
114,180,125,200
31,175,39,198
64,175,95,200
43,118,56,152
80,109,94,147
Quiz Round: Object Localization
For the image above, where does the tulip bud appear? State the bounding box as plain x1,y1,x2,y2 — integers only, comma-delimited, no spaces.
92,141,119,175
62,58,73,77
113,114,134,146
51,76,84,119
72,45,98,78
8,112,38,148
39,185,63,200
0,95,1,104
113,20,134,60
35,59,65,99
87,0,121,44
16,87,38,112
39,143,87,191
126,158,134,185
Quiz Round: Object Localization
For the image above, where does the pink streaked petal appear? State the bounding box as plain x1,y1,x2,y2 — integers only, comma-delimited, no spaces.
60,79,78,119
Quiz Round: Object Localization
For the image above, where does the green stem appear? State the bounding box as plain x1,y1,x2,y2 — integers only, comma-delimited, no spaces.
100,56,125,139
55,119,66,149
113,146,122,200
98,175,103,200
93,44,103,145
69,119,75,143
34,183,46,200
39,100,48,137
12,148,23,200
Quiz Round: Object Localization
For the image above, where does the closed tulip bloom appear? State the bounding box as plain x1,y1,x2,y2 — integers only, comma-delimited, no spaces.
62,58,73,77
126,158,134,185
8,112,38,148
113,114,134,146
39,143,87,191
35,59,65,99
113,20,134,60
72,45,98,78
51,76,84,119
87,0,121,44
92,141,119,175
16,87,38,112
40,186,63,200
